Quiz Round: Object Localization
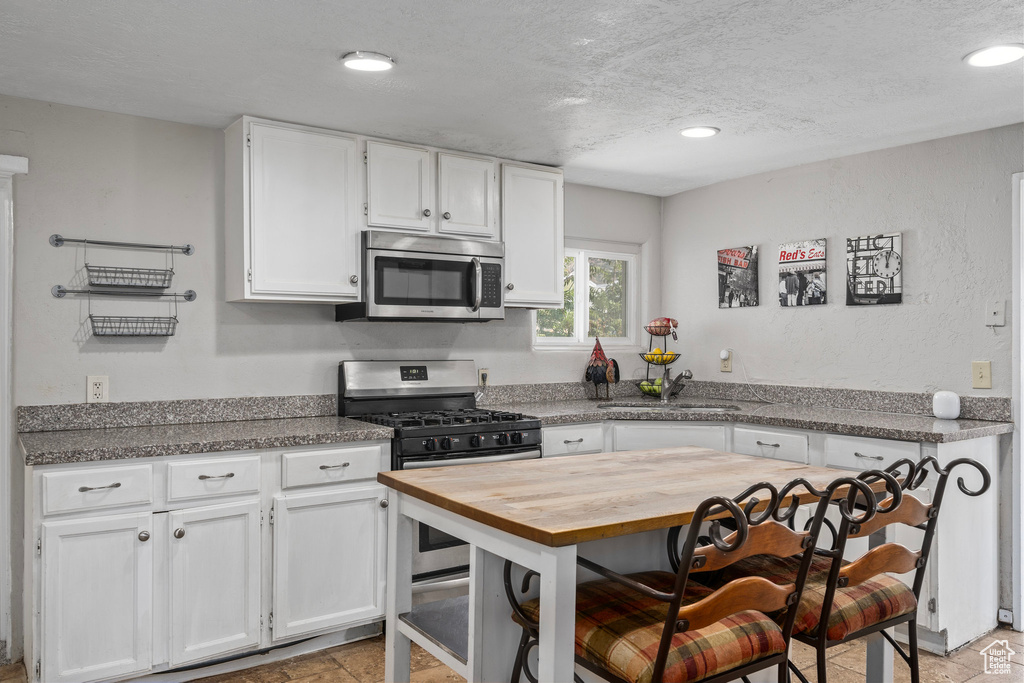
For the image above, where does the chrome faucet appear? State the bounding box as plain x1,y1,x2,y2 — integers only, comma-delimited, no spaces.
661,367,693,403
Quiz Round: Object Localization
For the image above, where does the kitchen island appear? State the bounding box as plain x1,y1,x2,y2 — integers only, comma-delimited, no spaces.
378,447,926,683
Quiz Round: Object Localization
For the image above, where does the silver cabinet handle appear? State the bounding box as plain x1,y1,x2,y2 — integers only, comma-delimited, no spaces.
349,275,359,285
563,438,584,444
173,528,185,539
422,209,431,217
379,499,389,508
198,473,235,480
854,452,884,461
506,282,514,291
756,441,781,448
79,482,121,492
320,462,351,470
471,257,482,312
138,531,150,542
443,211,452,220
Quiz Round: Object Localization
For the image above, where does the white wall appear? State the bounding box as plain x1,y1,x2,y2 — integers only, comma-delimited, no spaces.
662,125,1023,397
1,94,661,406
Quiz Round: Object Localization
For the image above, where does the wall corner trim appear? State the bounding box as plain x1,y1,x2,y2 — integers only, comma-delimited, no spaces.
0,156,28,176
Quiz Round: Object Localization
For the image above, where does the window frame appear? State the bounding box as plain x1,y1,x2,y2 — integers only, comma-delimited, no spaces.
533,239,640,349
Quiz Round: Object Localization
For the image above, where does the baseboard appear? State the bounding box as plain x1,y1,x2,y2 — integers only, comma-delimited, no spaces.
893,624,947,655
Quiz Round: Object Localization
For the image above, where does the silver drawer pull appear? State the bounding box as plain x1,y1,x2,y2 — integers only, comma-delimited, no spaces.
79,482,121,492
563,438,585,444
854,452,884,461
756,441,781,448
320,462,351,470
198,473,235,480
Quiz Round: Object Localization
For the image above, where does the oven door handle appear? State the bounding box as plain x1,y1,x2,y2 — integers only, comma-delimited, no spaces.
471,257,482,312
402,449,541,469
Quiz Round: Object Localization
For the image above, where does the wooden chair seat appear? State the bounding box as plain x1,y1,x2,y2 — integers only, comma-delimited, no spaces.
514,570,787,683
708,554,918,641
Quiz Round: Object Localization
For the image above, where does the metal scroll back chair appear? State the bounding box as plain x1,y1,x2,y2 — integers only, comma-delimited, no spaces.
504,477,878,683
782,457,991,683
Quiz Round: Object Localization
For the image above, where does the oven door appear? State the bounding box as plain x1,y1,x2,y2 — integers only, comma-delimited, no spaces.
404,449,540,590
366,249,502,320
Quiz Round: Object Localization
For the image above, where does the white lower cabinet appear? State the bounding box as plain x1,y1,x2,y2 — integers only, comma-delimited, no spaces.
168,501,262,666
41,512,153,683
272,485,387,640
612,422,726,452
541,423,605,457
732,426,808,463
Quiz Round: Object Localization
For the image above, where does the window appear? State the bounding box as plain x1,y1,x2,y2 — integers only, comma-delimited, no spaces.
535,240,639,347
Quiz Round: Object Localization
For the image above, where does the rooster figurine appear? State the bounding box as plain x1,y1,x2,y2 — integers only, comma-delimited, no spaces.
584,337,619,399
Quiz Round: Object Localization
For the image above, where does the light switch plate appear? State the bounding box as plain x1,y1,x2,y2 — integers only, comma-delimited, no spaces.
972,361,992,389
987,301,1006,327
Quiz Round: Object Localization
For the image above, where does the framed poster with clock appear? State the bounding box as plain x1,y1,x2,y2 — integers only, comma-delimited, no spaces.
846,232,902,305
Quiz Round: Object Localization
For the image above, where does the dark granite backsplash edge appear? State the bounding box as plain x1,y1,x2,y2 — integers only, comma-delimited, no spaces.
18,380,1011,433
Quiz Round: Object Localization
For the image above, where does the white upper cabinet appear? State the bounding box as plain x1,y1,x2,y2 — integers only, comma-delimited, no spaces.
437,153,497,239
502,164,565,308
366,141,433,232
225,117,361,303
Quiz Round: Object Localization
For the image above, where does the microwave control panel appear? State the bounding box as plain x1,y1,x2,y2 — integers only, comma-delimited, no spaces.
481,264,502,308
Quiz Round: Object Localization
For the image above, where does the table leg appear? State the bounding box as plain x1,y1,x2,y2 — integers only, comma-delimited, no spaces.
385,493,413,683
865,529,894,683
536,545,578,683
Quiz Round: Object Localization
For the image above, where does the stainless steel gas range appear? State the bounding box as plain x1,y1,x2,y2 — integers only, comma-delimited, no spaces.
338,360,541,593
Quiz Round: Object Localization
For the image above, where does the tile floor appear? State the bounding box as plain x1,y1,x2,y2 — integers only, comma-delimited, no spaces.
0,626,1019,682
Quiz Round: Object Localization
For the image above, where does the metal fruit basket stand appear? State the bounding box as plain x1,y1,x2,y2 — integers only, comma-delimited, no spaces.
638,324,679,397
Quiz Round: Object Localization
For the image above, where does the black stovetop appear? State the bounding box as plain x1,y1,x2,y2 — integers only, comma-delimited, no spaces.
358,408,528,430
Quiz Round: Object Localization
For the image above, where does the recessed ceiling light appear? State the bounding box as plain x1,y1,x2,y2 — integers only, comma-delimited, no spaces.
963,44,1024,67
681,126,720,138
340,51,396,72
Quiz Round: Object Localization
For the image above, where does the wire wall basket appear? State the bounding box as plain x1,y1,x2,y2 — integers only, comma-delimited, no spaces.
89,315,179,337
85,264,174,289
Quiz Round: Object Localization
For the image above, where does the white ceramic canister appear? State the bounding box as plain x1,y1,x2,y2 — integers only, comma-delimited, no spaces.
932,391,961,420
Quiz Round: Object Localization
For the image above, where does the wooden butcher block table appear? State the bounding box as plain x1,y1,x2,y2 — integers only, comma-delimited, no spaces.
379,447,894,683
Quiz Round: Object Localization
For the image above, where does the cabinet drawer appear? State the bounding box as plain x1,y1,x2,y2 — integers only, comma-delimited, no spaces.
167,455,261,502
282,445,383,489
824,434,919,472
42,464,153,515
733,427,808,464
543,424,604,457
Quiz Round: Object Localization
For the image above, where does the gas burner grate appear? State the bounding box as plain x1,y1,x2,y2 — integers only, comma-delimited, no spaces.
358,408,527,429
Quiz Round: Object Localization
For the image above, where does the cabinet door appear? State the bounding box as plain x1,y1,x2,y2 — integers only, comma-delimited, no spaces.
249,122,360,300
272,486,387,639
437,153,496,238
168,501,261,666
501,164,564,308
612,423,726,452
366,141,432,231
41,513,153,683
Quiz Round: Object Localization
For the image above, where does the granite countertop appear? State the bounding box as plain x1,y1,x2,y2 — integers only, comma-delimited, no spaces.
481,397,1014,444
19,396,1012,467
19,416,393,466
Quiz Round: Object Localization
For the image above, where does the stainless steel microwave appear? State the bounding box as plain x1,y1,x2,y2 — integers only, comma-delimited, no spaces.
335,231,505,322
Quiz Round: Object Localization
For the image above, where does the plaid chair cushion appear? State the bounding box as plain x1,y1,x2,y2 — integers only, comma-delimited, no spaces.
514,570,787,683
714,554,918,641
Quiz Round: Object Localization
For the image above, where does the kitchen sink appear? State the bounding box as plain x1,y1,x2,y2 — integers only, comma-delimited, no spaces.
596,403,742,412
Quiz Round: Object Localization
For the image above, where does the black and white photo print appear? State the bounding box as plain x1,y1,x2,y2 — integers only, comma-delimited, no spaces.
779,239,827,306
846,233,902,305
718,246,759,308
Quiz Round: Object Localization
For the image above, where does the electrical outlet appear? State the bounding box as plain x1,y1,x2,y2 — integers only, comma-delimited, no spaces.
720,350,732,373
971,361,992,389
87,375,109,403
478,368,489,387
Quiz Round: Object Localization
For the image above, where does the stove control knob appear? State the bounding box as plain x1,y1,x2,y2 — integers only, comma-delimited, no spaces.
470,434,484,448
440,437,453,450
497,433,509,446
511,432,524,445
424,438,437,452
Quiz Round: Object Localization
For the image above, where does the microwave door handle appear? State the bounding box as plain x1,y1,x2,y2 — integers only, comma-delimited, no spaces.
471,257,482,312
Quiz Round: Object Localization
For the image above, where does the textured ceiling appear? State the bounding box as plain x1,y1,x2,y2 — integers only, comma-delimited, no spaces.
0,0,1021,196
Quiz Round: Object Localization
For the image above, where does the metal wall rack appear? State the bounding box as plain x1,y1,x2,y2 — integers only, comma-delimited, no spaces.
49,234,197,337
